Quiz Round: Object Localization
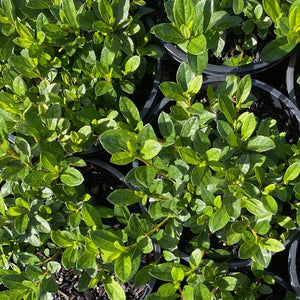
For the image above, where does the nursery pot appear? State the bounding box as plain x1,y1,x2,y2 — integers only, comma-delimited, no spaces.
78,58,163,158
145,15,293,77
286,46,300,106
149,78,300,137
288,230,300,298
148,78,300,269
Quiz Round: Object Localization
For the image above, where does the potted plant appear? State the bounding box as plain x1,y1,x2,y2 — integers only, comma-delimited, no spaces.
98,62,300,296
0,0,163,156
147,0,299,76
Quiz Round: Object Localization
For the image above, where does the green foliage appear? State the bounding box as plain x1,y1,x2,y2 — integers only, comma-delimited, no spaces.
99,64,298,298
151,0,298,68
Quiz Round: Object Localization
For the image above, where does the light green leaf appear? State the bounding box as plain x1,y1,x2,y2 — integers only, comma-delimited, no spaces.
178,147,200,165
219,95,236,124
236,75,251,107
151,23,186,44
284,162,300,184
187,34,206,55
174,0,195,28
140,139,162,160
60,167,84,186
62,0,79,29
261,238,285,252
13,77,27,96
159,82,186,102
209,207,230,233
103,274,126,300
115,252,132,282
82,203,102,228
124,56,140,74
246,136,275,152
119,96,140,128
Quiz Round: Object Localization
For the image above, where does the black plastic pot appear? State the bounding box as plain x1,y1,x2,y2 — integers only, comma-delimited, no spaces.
145,15,293,77
288,231,300,298
286,46,300,106
84,158,160,299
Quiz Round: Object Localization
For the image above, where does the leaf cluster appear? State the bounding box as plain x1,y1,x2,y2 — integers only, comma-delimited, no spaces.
150,0,299,70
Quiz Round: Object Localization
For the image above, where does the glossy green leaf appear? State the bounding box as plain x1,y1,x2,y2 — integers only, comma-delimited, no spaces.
124,56,140,74
262,0,281,24
239,240,259,259
261,195,278,215
77,251,96,270
14,214,29,234
284,162,300,184
51,231,74,247
62,247,78,270
98,0,113,24
261,238,285,252
158,112,176,141
245,198,268,216
119,96,140,128
178,147,200,165
103,274,126,300
82,203,102,228
62,0,79,29
108,189,143,206
60,167,84,186
174,0,195,28
187,34,206,55
111,151,136,165
240,112,257,141
209,207,230,233
187,52,208,75
115,252,132,282
246,136,275,152
160,81,186,102
219,95,236,124
140,139,162,160
151,23,186,44
13,77,27,96
261,37,296,62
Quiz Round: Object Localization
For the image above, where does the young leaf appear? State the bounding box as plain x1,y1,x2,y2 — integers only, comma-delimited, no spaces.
284,162,300,184
140,140,162,160
99,0,114,25
173,0,195,28
62,0,79,29
209,207,230,233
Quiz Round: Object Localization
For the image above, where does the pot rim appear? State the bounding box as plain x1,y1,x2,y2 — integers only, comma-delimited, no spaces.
145,15,294,76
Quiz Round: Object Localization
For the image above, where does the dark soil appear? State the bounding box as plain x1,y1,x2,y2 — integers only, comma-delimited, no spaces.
147,0,275,66
53,268,149,300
